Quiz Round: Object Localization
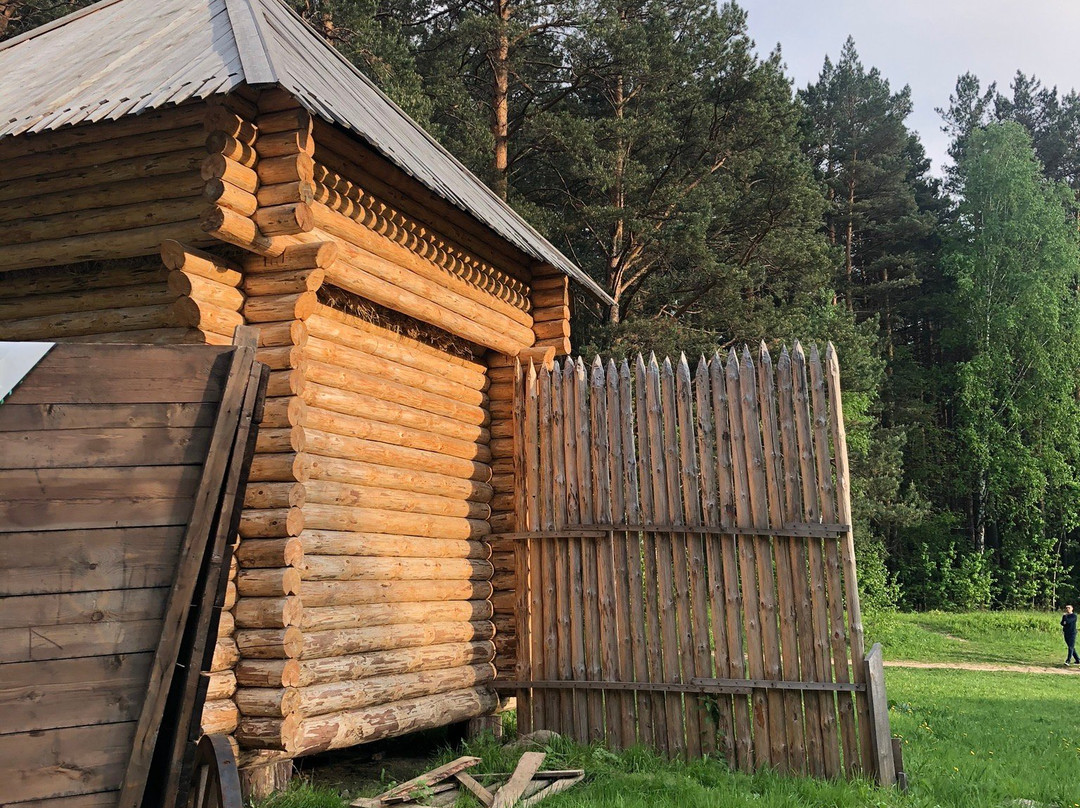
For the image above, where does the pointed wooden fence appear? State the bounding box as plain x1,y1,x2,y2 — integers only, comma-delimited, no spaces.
497,344,897,785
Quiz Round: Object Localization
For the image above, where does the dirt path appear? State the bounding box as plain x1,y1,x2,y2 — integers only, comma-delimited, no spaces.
885,659,1078,675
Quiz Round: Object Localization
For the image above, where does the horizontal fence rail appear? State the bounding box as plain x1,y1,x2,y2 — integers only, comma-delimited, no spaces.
508,343,884,781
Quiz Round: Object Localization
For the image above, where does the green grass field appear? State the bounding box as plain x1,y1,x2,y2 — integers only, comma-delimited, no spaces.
264,611,1080,808
864,609,1070,667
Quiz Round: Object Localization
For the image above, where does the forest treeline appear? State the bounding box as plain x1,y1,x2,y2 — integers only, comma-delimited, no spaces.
7,0,1080,610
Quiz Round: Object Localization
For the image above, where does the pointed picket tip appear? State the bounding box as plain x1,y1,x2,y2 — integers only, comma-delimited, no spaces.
826,341,839,365
591,356,605,386
606,357,618,376
759,340,773,369
696,354,708,375
725,347,740,378
592,354,604,369
647,353,661,374
809,343,822,364
741,344,753,362
635,353,647,375
620,356,632,377
662,355,674,373
792,340,806,363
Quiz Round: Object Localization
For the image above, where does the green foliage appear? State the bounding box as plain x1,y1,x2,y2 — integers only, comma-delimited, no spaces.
944,121,1080,607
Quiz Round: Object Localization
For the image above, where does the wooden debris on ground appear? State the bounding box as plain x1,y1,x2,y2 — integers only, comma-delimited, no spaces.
351,751,585,808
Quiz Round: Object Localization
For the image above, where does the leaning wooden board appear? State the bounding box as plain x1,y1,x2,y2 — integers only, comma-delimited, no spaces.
0,337,265,807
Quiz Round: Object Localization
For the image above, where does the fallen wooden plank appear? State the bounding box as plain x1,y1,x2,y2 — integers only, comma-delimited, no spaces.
477,770,583,781
351,756,480,806
519,776,584,808
454,771,494,807
491,752,546,808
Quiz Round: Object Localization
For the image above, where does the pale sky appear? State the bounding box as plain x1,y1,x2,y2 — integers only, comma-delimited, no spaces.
736,0,1080,176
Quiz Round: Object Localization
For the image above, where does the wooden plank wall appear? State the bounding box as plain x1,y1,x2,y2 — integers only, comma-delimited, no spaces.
0,343,232,806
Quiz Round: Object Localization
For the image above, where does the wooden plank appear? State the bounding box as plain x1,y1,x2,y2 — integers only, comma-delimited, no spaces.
809,345,860,775
491,752,546,808
661,357,697,758
377,756,481,804
537,365,558,732
0,620,163,664
0,722,136,803
119,341,256,808
497,678,862,694
591,359,621,747
676,355,713,757
0,653,152,733
647,356,685,756
0,427,213,470
0,402,215,432
512,359,532,735
620,359,650,748
162,352,267,808
0,466,201,502
524,360,543,735
635,354,667,748
827,343,875,772
792,342,841,777
550,368,574,736
758,345,805,773
0,526,183,596
777,347,825,777
695,356,734,764
710,355,751,769
14,790,120,808
0,588,166,630
3,344,231,405
863,643,896,786
738,348,786,771
725,349,770,768
519,775,584,808
575,357,603,741
607,359,636,746
454,772,494,807
0,496,194,533
560,358,586,741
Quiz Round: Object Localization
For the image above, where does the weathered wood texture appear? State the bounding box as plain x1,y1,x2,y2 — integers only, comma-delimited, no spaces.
506,345,886,783
0,342,260,807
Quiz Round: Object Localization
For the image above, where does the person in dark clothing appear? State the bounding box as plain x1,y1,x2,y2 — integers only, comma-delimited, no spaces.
1062,605,1079,665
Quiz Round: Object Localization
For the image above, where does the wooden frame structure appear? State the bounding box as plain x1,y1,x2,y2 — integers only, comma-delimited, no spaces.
0,336,265,807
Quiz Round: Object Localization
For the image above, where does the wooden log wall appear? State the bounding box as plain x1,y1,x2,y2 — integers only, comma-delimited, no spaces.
488,267,572,677
0,101,220,271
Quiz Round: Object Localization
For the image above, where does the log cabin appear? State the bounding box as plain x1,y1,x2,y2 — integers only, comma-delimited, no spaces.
0,0,612,789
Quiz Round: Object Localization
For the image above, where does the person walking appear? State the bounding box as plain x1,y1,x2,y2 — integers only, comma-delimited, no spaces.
1062,605,1079,665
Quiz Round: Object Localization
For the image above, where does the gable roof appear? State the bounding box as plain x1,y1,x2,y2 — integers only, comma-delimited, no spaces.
0,0,612,305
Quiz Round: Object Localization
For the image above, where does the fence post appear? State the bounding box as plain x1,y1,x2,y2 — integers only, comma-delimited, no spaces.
863,643,896,786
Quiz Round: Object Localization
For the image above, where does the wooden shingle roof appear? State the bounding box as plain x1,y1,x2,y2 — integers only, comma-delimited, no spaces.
0,0,612,304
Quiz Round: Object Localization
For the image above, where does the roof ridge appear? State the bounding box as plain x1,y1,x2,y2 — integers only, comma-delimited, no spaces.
0,0,125,53
223,0,278,85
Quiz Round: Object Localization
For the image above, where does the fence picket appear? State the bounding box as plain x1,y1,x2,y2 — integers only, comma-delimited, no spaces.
563,358,589,742
711,353,753,769
622,359,652,747
591,359,622,747
513,359,532,735
696,356,735,763
777,347,825,776
524,361,542,733
759,344,807,773
608,359,637,745
809,346,860,775
739,347,787,771
549,368,574,733
792,342,841,777
635,354,668,746
538,366,559,730
725,349,769,767
827,343,874,771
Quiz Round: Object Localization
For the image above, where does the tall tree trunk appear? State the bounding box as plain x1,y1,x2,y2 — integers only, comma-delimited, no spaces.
490,0,511,200
607,70,626,326
845,155,857,313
